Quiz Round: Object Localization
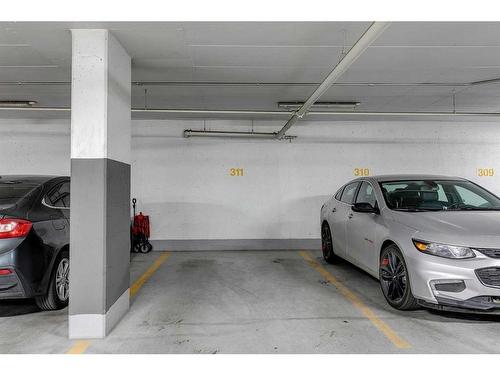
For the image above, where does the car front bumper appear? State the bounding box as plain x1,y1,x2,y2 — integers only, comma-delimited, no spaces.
417,296,500,314
405,245,500,313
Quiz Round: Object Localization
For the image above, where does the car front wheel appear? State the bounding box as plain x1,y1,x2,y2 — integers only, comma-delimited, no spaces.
379,244,419,310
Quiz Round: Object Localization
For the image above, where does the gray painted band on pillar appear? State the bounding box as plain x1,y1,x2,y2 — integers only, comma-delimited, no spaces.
105,159,131,310
69,158,130,316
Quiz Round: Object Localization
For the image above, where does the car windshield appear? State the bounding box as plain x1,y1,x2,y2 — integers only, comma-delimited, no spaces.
380,179,500,211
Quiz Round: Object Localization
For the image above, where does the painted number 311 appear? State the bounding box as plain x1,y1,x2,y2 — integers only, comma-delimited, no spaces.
354,168,370,177
229,168,244,176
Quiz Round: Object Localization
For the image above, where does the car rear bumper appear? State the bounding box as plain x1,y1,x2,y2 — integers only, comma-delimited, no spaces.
0,268,29,299
0,238,35,299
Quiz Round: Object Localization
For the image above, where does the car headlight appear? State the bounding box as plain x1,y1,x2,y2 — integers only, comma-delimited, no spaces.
412,239,476,259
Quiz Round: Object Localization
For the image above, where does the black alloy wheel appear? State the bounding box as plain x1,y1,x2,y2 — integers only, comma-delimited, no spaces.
35,250,70,311
321,223,338,264
379,245,419,310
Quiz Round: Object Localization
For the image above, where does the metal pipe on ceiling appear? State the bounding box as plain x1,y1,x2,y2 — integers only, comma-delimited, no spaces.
132,108,289,116
0,107,500,118
470,77,500,86
0,80,486,87
2,106,500,118
0,106,290,116
131,81,472,87
275,21,391,139
308,111,500,117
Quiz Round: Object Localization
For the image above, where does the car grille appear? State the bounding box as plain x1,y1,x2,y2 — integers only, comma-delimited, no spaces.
475,248,500,258
476,267,500,287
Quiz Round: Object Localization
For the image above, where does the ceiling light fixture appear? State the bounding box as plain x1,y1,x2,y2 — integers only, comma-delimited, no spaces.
278,101,360,111
0,100,37,107
184,129,296,140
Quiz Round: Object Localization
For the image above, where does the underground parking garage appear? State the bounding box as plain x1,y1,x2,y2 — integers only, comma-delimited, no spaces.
2,18,500,357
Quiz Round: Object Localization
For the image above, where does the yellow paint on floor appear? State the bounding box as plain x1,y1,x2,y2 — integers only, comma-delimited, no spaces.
130,251,171,297
299,250,411,349
66,340,91,354
66,251,171,354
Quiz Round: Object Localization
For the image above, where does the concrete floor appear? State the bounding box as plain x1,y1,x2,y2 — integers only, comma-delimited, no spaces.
1,250,500,354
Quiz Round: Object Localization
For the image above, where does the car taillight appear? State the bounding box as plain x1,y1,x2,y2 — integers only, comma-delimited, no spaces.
0,218,32,239
0,269,12,276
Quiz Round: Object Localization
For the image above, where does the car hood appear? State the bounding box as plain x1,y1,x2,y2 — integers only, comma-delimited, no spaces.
389,210,500,248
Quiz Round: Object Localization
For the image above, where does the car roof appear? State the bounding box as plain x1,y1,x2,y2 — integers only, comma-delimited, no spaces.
362,174,468,183
0,175,68,186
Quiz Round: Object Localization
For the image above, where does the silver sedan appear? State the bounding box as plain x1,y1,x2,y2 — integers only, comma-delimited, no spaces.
320,174,500,312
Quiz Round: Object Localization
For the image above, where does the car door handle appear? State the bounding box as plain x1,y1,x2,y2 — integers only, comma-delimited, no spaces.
348,213,354,219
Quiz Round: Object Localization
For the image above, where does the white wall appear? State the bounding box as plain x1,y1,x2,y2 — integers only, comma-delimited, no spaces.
2,118,500,243
0,119,70,175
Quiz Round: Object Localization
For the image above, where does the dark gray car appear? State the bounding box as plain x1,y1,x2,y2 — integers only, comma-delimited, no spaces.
0,175,70,310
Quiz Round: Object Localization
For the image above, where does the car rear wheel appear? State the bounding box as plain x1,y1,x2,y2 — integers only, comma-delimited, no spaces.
379,244,419,310
36,250,69,311
321,222,339,264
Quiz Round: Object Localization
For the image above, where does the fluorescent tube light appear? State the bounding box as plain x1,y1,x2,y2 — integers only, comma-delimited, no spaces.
0,100,37,107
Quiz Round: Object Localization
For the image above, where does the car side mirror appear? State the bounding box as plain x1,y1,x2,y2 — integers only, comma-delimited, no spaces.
352,202,379,214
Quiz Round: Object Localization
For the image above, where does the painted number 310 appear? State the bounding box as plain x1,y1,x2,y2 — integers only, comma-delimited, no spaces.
354,168,370,177
478,168,495,177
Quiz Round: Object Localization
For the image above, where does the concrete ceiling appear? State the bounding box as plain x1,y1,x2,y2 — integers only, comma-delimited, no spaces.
1,22,500,118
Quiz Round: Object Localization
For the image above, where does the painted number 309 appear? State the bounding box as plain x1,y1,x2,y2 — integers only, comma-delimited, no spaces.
354,168,370,177
478,168,495,177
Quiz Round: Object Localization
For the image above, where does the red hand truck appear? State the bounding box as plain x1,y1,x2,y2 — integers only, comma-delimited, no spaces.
131,198,153,253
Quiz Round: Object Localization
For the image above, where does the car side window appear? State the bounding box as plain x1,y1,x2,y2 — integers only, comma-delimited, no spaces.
340,182,359,204
334,187,344,200
356,181,377,207
45,181,70,208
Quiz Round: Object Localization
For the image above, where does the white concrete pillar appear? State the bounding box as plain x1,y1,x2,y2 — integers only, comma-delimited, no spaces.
69,29,131,339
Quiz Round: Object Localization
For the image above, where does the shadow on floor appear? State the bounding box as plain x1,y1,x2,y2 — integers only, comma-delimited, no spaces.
0,299,41,317
311,253,500,324
422,308,500,323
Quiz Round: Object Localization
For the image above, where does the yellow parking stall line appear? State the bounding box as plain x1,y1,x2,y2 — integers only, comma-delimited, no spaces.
66,340,91,354
298,250,411,349
130,251,171,297
66,251,171,354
